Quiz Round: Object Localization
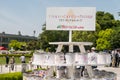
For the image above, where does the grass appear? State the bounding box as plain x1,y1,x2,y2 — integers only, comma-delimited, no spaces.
0,56,30,64
0,72,22,80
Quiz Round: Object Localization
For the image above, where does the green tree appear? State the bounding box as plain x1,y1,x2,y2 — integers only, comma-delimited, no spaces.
110,31,120,49
72,23,101,47
39,27,69,52
38,11,119,51
96,38,110,50
112,20,120,32
26,40,40,50
96,29,115,50
20,42,27,50
9,40,27,50
96,11,115,30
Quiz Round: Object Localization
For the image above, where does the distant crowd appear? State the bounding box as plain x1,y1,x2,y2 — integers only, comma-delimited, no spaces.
110,49,120,67
5,54,26,71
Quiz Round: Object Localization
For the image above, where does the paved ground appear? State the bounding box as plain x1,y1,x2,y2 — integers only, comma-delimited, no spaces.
97,66,120,80
0,64,120,80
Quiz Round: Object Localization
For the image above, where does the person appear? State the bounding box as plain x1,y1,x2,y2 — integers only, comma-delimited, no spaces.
29,57,33,70
5,54,9,67
86,50,90,53
79,66,85,77
91,47,96,53
109,51,113,67
20,54,26,63
9,56,15,70
118,51,120,67
90,47,97,69
20,54,27,73
115,50,119,67
111,50,117,67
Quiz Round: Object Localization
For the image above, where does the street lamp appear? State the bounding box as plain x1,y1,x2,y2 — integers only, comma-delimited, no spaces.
33,30,36,37
118,12,120,16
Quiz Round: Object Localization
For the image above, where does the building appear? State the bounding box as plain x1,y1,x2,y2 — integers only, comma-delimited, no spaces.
0,32,37,48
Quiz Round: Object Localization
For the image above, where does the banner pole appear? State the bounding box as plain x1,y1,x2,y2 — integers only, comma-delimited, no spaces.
69,30,72,42
69,30,73,52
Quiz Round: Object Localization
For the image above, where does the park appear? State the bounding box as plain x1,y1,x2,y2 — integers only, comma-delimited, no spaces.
0,6,120,80
0,0,120,80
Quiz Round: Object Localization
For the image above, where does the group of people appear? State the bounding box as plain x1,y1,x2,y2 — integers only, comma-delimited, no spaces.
75,47,97,77
5,54,26,71
5,54,15,70
111,49,120,67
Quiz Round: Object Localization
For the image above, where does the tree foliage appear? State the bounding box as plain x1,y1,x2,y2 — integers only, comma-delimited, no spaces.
38,11,120,51
9,40,40,51
96,29,115,50
96,38,110,50
72,23,101,47
39,27,69,52
96,11,115,30
9,40,27,50
110,31,120,49
26,40,40,50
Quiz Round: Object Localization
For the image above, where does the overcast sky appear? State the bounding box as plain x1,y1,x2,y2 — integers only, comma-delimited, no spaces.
0,0,120,37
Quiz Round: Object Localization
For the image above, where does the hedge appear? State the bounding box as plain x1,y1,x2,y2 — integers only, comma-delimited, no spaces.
0,54,32,58
0,72,22,80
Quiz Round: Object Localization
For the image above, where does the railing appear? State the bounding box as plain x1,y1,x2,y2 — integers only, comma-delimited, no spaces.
0,63,48,74
0,63,32,74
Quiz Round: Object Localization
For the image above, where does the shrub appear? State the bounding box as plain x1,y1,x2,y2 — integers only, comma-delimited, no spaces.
0,54,32,58
0,72,22,80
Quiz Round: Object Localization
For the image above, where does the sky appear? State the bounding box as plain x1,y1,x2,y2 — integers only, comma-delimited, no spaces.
0,0,120,37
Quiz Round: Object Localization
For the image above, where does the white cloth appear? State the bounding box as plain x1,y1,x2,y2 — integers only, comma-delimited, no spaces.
88,52,97,65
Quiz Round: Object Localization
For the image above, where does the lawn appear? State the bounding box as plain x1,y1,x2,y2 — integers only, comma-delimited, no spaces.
0,56,30,64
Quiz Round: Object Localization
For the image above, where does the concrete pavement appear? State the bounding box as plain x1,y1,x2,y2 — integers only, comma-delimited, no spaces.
97,66,120,80
0,64,120,80
0,64,22,74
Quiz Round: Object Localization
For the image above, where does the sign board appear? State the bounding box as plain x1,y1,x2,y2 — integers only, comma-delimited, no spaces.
46,7,96,31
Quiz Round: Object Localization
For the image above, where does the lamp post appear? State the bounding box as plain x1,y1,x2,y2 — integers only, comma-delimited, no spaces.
118,12,120,16
33,30,36,37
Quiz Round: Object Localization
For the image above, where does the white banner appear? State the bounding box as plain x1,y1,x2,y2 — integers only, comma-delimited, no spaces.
46,7,96,31
32,53,111,66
